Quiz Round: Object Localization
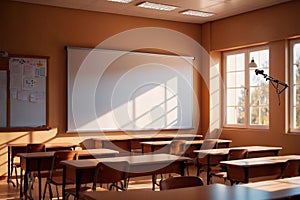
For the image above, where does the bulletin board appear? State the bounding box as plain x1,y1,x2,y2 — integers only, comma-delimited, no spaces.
8,56,48,127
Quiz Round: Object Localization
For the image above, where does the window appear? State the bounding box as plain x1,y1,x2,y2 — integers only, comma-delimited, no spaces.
224,47,269,128
290,39,300,132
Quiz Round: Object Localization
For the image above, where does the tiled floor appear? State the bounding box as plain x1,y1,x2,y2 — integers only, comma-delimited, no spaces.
0,166,226,200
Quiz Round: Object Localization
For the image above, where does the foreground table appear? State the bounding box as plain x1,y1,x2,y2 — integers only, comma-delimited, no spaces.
82,183,272,200
61,154,191,199
220,155,300,184
238,176,300,199
18,148,118,199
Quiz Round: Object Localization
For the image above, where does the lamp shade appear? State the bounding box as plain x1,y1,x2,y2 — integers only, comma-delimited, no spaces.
249,58,258,68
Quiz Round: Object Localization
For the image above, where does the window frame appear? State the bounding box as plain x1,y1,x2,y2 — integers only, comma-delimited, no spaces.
290,38,300,133
223,45,270,129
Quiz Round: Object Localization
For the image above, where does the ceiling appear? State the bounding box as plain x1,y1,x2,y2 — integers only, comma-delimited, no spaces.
13,0,292,24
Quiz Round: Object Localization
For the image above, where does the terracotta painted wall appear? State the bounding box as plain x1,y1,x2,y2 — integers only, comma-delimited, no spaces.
204,0,300,155
0,0,204,177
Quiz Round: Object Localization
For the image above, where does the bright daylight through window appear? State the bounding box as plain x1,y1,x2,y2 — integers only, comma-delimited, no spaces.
224,47,269,128
290,39,300,131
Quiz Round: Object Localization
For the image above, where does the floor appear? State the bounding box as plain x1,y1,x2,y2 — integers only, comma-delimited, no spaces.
0,166,227,200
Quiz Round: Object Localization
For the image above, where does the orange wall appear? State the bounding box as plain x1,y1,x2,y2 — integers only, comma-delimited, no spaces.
204,0,300,155
0,0,203,177
0,0,203,133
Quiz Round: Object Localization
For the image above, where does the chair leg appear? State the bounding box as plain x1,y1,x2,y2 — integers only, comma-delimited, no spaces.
55,185,59,199
14,166,19,187
43,181,49,200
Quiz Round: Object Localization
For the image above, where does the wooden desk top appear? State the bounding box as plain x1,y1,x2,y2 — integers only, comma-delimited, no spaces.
61,154,191,169
8,142,78,148
220,155,300,167
194,146,283,155
92,133,203,141
238,176,300,199
17,148,119,158
140,139,232,146
82,183,272,200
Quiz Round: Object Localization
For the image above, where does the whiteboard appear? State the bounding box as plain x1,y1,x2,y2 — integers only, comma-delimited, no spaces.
67,47,194,132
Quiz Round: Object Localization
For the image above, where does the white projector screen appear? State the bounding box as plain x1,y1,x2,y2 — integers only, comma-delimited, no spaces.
67,47,194,132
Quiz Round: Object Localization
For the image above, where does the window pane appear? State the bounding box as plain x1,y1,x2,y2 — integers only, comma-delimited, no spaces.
250,107,269,125
293,85,300,106
294,107,300,129
226,53,245,72
227,88,245,106
227,107,245,124
250,50,269,69
226,72,245,88
250,85,269,106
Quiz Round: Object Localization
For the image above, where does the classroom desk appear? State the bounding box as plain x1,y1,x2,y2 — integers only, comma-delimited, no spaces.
81,183,272,200
194,146,282,185
61,154,191,199
238,176,300,199
18,148,118,200
140,139,232,154
7,142,78,187
94,133,203,154
220,155,300,184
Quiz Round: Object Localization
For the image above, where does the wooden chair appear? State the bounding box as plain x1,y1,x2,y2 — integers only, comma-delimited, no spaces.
66,161,129,199
26,143,46,153
42,150,78,200
196,139,220,176
159,176,204,190
169,140,194,175
93,161,129,191
210,149,248,184
16,143,46,194
281,159,300,178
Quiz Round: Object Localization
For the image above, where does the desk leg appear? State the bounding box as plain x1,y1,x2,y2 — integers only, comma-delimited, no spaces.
151,174,156,191
24,169,29,199
7,146,16,187
180,161,186,176
207,155,211,185
76,170,82,199
62,166,66,200
20,167,23,198
38,160,41,200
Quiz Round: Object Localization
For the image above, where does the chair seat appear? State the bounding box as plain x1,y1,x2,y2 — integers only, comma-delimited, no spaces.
213,171,227,179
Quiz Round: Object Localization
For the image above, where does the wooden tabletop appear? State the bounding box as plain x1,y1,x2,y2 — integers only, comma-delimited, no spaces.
238,176,300,199
220,155,300,167
8,142,78,148
141,139,232,146
17,148,119,158
82,183,272,200
61,154,191,169
194,146,283,155
92,133,203,141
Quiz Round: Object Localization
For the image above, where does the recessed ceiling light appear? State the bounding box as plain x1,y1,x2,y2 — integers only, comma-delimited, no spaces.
137,1,177,11
107,0,133,3
180,10,214,17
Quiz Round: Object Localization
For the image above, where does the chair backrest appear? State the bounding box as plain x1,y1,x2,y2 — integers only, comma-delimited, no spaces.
169,140,186,155
93,161,129,190
159,176,204,190
281,159,300,178
227,149,248,160
49,150,78,178
26,143,46,153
